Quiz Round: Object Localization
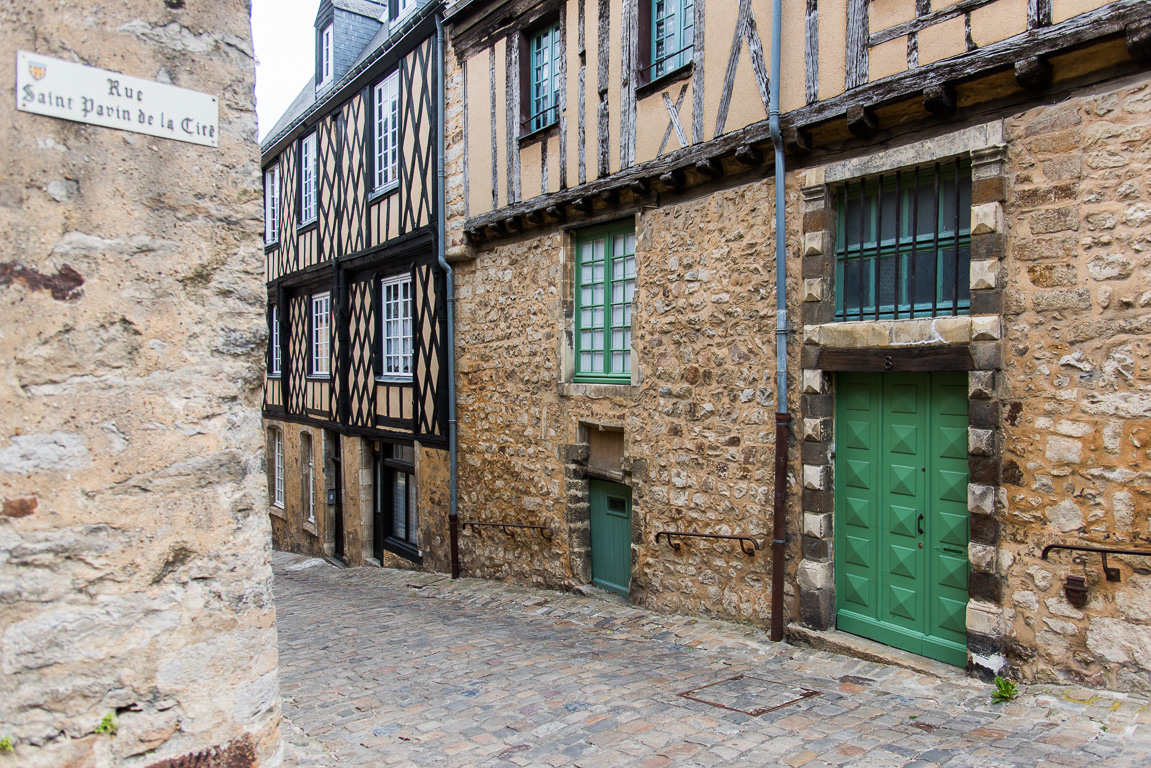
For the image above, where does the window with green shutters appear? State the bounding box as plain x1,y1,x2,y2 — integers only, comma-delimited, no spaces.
527,22,561,134
576,223,635,383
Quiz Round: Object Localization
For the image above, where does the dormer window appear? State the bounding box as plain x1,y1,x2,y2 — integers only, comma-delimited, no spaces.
319,24,334,88
392,0,418,28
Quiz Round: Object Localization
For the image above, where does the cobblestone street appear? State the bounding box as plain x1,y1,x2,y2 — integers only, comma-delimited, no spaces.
273,552,1151,767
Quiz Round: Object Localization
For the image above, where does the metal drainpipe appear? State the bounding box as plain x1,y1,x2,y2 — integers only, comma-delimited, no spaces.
435,13,461,579
768,0,790,643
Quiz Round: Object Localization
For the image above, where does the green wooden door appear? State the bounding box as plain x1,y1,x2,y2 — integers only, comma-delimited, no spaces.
835,372,969,666
589,479,632,596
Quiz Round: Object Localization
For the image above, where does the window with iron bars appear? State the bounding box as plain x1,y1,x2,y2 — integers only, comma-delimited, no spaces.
835,160,972,322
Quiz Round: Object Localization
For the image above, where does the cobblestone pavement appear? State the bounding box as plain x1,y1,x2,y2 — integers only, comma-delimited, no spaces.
273,551,1151,767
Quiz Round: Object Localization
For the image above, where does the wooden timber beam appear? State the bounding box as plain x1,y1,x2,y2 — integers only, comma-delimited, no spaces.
923,83,957,116
1128,21,1151,61
734,144,764,166
847,105,878,138
1015,56,1053,91
461,0,1151,237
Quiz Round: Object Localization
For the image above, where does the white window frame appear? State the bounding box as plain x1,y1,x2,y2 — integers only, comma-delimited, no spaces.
270,305,282,376
271,428,285,509
311,292,331,377
380,275,413,381
264,165,280,245
303,433,316,524
392,0,418,28
373,71,400,192
320,24,334,88
300,132,318,225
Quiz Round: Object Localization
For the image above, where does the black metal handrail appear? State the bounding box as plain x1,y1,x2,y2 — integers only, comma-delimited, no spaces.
656,530,761,556
1041,543,1151,582
462,521,553,540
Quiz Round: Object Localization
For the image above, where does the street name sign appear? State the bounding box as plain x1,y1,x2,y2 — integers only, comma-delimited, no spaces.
16,51,219,147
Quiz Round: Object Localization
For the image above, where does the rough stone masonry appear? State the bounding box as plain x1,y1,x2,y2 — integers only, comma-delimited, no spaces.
0,3,280,766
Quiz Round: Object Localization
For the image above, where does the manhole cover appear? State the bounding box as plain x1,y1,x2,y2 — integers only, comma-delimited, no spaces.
678,674,820,716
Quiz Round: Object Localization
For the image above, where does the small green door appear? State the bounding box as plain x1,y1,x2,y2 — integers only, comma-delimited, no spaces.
589,479,632,596
835,372,969,666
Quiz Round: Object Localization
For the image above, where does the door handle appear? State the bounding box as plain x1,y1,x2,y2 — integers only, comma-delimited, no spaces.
917,514,924,535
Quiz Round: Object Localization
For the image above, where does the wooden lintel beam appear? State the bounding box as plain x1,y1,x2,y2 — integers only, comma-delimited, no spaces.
782,127,811,155
629,178,651,196
846,105,879,138
1015,56,1053,91
599,189,621,205
571,196,594,213
695,158,724,179
1128,21,1151,61
734,144,764,166
659,169,685,190
923,83,957,116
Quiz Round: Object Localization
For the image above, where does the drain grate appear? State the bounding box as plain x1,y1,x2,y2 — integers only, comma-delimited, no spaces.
678,674,820,716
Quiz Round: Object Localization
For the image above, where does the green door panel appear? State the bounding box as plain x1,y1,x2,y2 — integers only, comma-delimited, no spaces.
590,479,631,596
835,372,970,667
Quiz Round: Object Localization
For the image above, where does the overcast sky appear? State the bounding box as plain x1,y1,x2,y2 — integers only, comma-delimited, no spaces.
253,0,321,141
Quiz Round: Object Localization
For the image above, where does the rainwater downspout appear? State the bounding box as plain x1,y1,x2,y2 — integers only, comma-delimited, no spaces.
768,0,789,643
435,13,461,579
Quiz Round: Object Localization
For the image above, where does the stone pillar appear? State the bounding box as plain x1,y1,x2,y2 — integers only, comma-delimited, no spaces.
0,4,280,766
797,180,837,630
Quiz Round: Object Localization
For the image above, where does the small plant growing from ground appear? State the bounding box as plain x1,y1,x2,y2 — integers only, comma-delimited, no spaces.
992,675,1018,703
95,714,118,736
0,736,13,752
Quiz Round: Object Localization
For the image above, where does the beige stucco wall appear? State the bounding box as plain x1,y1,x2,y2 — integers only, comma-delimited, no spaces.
0,3,281,766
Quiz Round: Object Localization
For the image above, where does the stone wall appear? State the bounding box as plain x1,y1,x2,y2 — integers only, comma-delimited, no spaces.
1,4,281,766
998,74,1151,694
450,174,805,622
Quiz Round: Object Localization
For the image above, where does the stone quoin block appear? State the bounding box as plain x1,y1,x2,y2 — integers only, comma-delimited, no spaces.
802,464,827,491
803,512,832,538
970,316,1001,341
970,260,999,290
969,428,995,457
802,278,824,303
803,231,824,256
800,587,836,630
798,560,834,590
971,202,1004,235
802,418,824,442
969,370,995,400
802,369,824,394
969,483,997,516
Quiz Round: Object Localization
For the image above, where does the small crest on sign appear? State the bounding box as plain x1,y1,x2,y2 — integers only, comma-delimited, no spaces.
28,61,47,80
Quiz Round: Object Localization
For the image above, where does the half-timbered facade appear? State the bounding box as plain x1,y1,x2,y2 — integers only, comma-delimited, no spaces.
443,0,1151,689
262,0,450,570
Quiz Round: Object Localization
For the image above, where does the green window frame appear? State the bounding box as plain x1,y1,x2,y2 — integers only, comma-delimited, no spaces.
575,223,636,383
651,0,694,80
835,159,972,322
528,22,561,134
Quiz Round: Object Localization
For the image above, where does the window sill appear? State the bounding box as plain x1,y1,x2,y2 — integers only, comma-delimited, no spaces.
519,121,559,150
369,182,400,203
264,241,280,253
306,374,331,382
268,373,282,379
380,537,422,565
376,375,413,384
636,61,694,100
297,220,318,235
270,504,286,520
303,519,318,536
559,381,641,400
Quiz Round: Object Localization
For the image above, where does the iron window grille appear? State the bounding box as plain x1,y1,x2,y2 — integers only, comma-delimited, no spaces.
271,428,285,509
300,132,318,225
270,305,281,376
374,71,400,191
835,159,972,322
264,165,280,245
374,442,419,562
526,22,561,134
643,0,694,84
575,223,636,383
380,274,413,380
320,24,334,88
311,292,331,376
